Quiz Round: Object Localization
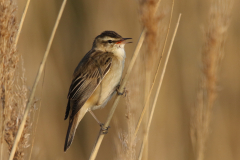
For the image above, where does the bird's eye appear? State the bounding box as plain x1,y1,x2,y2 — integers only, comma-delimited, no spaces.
108,40,113,43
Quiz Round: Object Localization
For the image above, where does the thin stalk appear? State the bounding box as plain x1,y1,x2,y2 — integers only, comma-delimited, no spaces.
89,29,146,160
138,13,182,160
15,0,31,46
8,0,68,159
135,0,175,137
1,97,4,160
138,142,145,160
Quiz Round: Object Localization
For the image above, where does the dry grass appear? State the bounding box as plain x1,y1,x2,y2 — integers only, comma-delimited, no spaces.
0,0,180,159
190,0,233,160
8,0,67,159
0,0,32,159
1,0,239,160
4,60,31,160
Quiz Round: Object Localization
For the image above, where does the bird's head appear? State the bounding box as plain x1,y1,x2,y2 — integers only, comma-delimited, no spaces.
92,31,132,53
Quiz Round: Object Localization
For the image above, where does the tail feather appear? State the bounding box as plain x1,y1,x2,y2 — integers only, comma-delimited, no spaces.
64,100,71,120
64,107,88,152
64,117,77,152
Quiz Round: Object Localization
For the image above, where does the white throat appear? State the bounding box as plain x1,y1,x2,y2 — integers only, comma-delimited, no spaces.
113,44,126,60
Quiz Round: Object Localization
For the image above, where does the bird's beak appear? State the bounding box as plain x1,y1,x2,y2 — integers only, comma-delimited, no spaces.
116,38,132,44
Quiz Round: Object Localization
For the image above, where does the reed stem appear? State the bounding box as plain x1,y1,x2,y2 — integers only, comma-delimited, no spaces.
8,0,68,159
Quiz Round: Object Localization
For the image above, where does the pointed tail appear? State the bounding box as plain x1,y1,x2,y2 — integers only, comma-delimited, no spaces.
64,108,88,152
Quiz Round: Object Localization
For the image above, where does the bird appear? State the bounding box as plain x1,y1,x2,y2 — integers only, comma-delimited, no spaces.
64,31,132,152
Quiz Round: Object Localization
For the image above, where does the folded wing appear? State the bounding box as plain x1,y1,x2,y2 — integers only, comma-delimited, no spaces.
64,50,113,120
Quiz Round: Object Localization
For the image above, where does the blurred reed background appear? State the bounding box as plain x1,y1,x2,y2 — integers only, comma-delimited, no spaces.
1,0,240,159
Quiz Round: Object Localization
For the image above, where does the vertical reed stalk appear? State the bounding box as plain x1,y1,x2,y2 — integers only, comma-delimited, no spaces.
14,0,32,46
138,13,181,160
8,0,68,159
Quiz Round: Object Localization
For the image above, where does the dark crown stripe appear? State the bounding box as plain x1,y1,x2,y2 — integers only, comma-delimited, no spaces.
92,31,122,48
99,31,122,39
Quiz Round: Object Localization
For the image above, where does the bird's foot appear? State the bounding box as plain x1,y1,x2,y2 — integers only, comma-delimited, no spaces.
116,85,127,96
100,123,110,135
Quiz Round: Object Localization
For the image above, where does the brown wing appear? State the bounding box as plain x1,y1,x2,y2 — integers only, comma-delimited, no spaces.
64,49,112,120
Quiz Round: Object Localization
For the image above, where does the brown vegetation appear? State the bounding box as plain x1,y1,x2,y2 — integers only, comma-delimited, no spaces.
0,0,31,159
0,0,239,159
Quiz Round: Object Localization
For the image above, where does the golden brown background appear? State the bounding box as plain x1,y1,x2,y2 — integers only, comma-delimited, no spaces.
16,0,240,159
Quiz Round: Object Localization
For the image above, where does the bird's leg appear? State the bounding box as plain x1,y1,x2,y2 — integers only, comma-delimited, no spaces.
116,84,127,96
89,110,102,125
89,110,110,134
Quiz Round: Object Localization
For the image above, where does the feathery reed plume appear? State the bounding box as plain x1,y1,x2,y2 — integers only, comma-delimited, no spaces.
139,0,165,82
139,0,164,56
0,1,31,159
190,1,232,160
4,59,31,160
139,0,165,159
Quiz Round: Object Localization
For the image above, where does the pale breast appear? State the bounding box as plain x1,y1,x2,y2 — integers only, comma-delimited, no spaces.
89,56,125,110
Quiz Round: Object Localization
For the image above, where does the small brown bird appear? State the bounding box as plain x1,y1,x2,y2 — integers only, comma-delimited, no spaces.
64,31,131,151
